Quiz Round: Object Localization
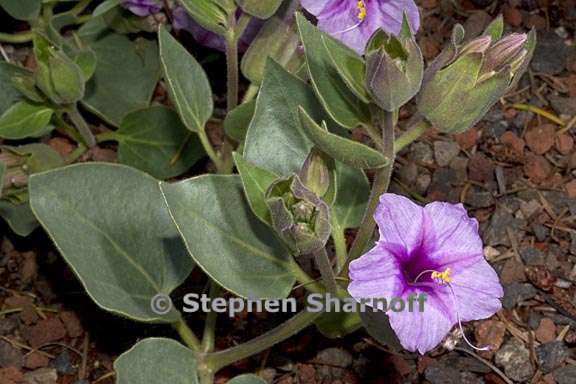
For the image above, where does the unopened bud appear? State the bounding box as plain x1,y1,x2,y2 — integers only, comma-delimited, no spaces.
459,35,492,55
481,33,527,74
292,201,315,222
298,149,332,199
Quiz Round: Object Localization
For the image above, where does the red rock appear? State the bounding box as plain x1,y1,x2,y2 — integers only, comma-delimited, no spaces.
500,258,526,284
0,367,23,384
525,124,556,155
59,311,83,338
420,0,438,9
535,318,556,343
48,137,74,158
4,295,38,325
503,5,523,27
468,153,495,182
566,74,576,98
566,180,576,198
555,133,574,155
524,153,552,183
525,14,547,30
25,317,67,348
475,319,506,358
25,352,50,369
453,128,478,150
501,131,526,155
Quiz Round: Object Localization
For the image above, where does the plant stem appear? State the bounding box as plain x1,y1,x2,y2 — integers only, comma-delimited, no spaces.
312,247,338,294
241,84,259,104
205,308,322,372
65,144,87,164
201,283,221,353
172,318,201,352
65,104,96,147
394,119,430,153
0,32,34,44
345,111,396,270
330,219,348,271
287,257,324,294
197,127,222,170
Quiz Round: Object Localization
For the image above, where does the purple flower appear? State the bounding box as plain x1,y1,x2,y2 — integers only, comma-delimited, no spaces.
173,7,263,53
348,194,503,354
301,0,421,54
122,0,162,16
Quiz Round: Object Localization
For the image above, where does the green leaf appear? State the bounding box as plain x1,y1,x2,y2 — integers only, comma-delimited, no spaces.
0,101,53,140
228,374,267,384
296,14,370,129
113,106,204,180
73,48,98,81
178,0,233,35
332,162,369,229
483,15,504,41
6,143,64,174
241,4,303,84
81,34,161,126
315,311,362,339
298,108,389,169
29,163,194,322
360,309,402,351
224,100,255,142
0,0,41,20
115,338,198,384
233,152,278,225
161,175,295,299
0,63,30,114
243,61,329,176
0,201,38,237
321,35,370,103
92,0,122,17
0,161,4,194
236,0,282,19
159,27,213,133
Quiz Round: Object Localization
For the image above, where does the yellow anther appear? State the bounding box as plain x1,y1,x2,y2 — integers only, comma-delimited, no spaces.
431,268,452,284
357,0,367,21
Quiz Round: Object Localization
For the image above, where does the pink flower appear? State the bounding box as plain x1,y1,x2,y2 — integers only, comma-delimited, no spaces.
348,194,503,353
301,0,420,54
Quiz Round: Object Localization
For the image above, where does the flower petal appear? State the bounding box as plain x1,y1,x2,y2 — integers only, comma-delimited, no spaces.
423,202,484,268
300,0,337,15
348,244,404,299
366,0,421,36
445,259,503,322
374,193,425,255
388,290,454,354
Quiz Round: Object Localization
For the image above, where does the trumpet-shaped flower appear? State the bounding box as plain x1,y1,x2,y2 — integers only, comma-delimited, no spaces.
301,0,420,54
122,0,162,16
348,194,503,354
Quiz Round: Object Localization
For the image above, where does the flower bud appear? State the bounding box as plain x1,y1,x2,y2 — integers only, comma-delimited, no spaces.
365,19,423,112
418,27,535,134
481,33,527,75
298,149,333,200
265,175,331,255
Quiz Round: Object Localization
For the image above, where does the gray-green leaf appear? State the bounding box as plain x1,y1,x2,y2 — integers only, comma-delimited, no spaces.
332,162,369,230
236,0,282,19
228,374,267,384
233,152,278,224
0,0,41,20
80,34,161,126
224,100,255,142
29,163,194,322
115,338,198,384
0,201,39,237
298,108,389,169
161,175,295,299
159,27,213,133
113,106,204,180
243,61,328,176
0,101,53,140
296,14,370,129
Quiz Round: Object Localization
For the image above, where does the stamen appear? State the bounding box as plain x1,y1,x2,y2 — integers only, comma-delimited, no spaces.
413,269,490,352
357,0,367,21
333,0,367,35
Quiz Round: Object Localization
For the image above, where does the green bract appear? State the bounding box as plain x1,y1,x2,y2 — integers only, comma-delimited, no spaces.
418,23,536,133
